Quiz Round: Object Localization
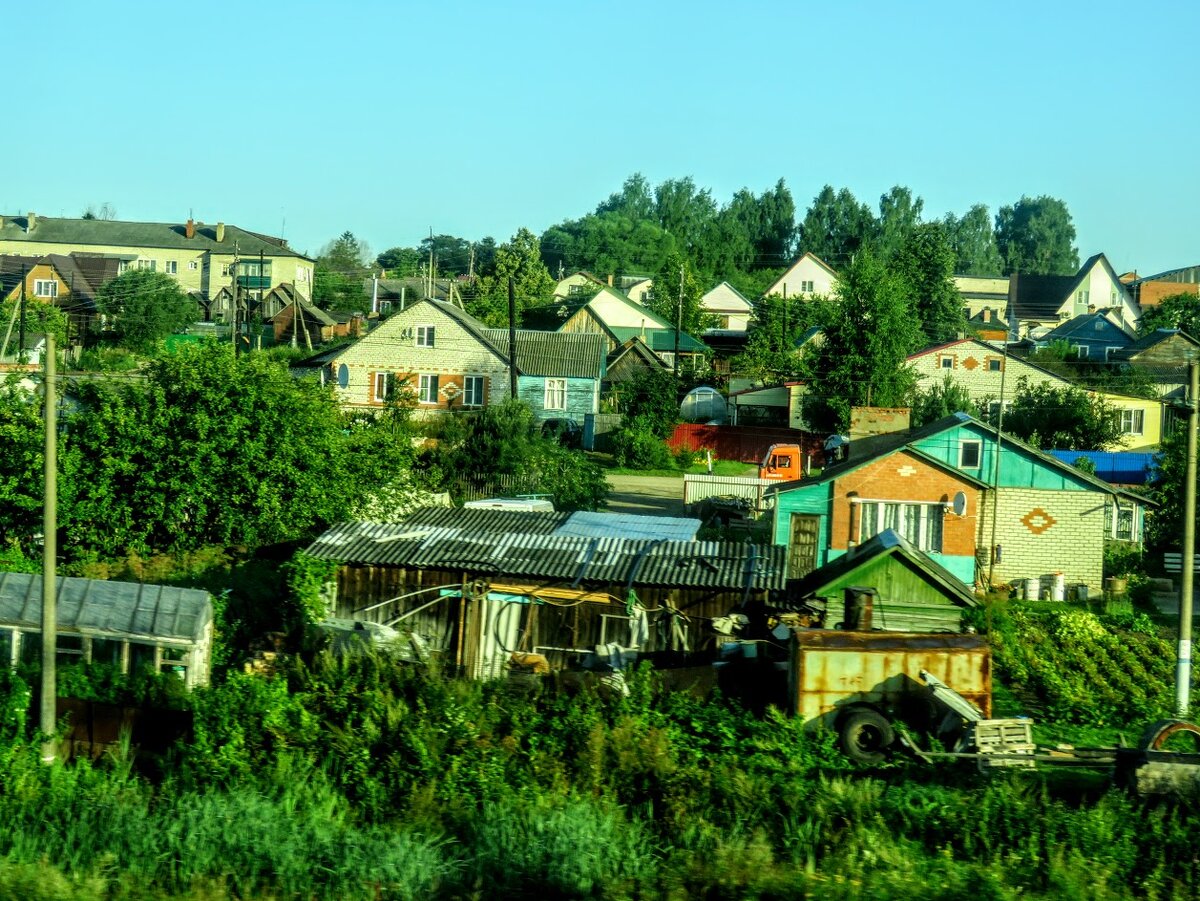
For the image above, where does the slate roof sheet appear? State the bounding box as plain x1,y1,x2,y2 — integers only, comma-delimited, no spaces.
0,573,212,643
482,329,606,379
0,216,310,260
304,507,785,590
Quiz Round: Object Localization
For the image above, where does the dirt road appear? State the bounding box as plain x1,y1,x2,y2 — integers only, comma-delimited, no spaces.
605,474,689,518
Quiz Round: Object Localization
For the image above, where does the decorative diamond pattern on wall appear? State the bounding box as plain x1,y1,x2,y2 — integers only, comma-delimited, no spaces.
1021,507,1057,535
897,465,916,477
962,357,979,370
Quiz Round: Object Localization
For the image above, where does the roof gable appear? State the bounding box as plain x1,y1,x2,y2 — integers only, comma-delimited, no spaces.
763,253,837,297
701,281,753,313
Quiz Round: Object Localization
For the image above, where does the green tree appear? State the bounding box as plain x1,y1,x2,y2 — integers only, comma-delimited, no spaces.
0,296,69,353
995,196,1079,275
731,294,833,382
875,185,924,261
654,177,718,256
910,374,978,427
648,253,709,336
59,343,410,557
891,222,966,344
611,369,682,438
375,246,421,276
796,185,876,267
1138,291,1200,336
0,375,45,553
1001,379,1122,450
1148,423,1197,552
540,213,674,283
315,230,371,309
595,173,655,221
472,229,558,326
94,269,197,349
799,251,922,431
944,204,1003,275
318,231,371,277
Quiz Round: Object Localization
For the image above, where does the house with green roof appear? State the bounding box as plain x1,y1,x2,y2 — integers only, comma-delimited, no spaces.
0,213,314,319
770,412,1149,594
522,286,708,372
313,298,606,420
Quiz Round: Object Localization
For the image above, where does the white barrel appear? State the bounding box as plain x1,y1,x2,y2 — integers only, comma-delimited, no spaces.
1051,572,1066,602
1023,578,1039,600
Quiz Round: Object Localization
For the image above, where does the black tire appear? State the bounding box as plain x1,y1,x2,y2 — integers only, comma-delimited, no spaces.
839,708,895,764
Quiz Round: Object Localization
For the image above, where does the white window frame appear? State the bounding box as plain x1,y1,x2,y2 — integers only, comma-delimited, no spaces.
544,378,567,411
1071,344,1089,359
415,325,435,347
1105,346,1121,361
164,260,178,275
959,440,982,469
136,259,156,271
188,260,198,271
373,372,391,403
33,279,58,298
463,374,485,407
418,374,439,404
853,498,945,553
1118,408,1144,436
800,280,815,293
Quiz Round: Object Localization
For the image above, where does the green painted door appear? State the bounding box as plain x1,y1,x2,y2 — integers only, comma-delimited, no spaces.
788,514,821,578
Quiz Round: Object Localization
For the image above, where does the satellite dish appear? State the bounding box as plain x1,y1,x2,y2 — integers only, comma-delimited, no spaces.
951,491,968,516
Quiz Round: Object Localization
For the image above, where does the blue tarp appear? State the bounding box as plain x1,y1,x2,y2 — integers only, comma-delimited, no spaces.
1047,450,1159,486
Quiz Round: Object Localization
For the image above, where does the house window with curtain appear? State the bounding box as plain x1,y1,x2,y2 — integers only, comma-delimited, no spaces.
419,374,439,404
33,280,58,298
545,378,566,410
463,375,485,407
1118,409,1144,435
373,372,391,403
857,501,944,553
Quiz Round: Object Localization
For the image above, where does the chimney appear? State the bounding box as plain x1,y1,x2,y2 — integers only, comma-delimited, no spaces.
26,212,36,232
186,218,195,239
216,222,225,243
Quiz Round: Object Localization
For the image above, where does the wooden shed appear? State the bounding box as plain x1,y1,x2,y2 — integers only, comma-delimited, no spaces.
787,529,978,633
0,573,214,688
304,507,787,678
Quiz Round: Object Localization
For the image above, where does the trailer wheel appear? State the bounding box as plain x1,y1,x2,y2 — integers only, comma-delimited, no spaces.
1138,719,1200,753
839,708,895,764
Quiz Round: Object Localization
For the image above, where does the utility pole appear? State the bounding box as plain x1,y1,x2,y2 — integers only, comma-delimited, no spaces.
40,333,57,764
508,278,518,399
428,228,435,299
673,265,683,379
19,266,27,363
231,243,240,355
1176,357,1199,716
987,339,1011,590
468,244,475,280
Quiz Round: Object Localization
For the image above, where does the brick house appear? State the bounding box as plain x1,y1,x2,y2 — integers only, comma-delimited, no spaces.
319,299,605,420
770,413,1149,593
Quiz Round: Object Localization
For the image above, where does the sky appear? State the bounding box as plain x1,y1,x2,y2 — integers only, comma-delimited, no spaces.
5,1,1197,276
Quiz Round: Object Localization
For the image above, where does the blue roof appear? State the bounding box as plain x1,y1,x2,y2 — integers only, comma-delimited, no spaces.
1047,450,1159,486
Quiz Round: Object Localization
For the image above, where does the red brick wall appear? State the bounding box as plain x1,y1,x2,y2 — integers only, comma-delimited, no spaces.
828,450,981,554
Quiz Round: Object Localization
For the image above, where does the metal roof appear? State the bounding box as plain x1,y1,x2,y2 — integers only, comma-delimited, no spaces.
0,573,212,643
557,511,700,541
304,507,784,591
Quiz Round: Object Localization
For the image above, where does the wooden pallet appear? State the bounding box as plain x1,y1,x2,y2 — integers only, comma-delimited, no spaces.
968,719,1036,770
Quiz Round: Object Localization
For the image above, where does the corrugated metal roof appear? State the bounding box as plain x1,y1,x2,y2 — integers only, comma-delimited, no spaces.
557,511,700,541
304,508,784,590
482,329,606,380
0,573,212,643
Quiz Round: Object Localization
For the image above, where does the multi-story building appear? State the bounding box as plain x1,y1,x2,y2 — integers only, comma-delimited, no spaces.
0,213,314,319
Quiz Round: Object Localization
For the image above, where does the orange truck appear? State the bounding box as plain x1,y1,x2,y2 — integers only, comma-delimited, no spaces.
758,444,803,482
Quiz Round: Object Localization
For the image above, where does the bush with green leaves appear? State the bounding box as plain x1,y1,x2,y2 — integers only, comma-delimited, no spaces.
611,415,675,469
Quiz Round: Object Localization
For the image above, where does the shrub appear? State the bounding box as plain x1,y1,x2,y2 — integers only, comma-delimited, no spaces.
673,447,699,470
612,416,675,469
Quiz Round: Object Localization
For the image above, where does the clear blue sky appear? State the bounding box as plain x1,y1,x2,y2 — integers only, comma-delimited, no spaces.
6,1,1196,276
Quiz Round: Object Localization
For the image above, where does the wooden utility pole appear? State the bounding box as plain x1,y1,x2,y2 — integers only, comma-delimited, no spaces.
40,333,57,764
673,266,683,378
508,278,518,399
19,266,27,363
231,244,241,355
1176,358,1199,716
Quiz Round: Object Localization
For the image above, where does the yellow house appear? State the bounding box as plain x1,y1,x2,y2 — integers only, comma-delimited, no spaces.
1091,390,1163,451
0,213,314,319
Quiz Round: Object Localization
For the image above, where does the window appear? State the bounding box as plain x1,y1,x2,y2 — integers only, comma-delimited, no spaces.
987,358,1002,372
373,372,391,403
118,260,129,274
1105,346,1121,361
800,280,815,293
416,325,435,347
463,375,485,407
857,501,944,553
1076,290,1089,305
221,263,231,276
959,440,982,468
939,355,954,370
419,374,439,404
188,260,198,271
1118,409,1144,435
161,260,177,275
544,378,567,410
1071,344,1089,359
33,279,58,298
568,283,586,296
136,259,156,271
